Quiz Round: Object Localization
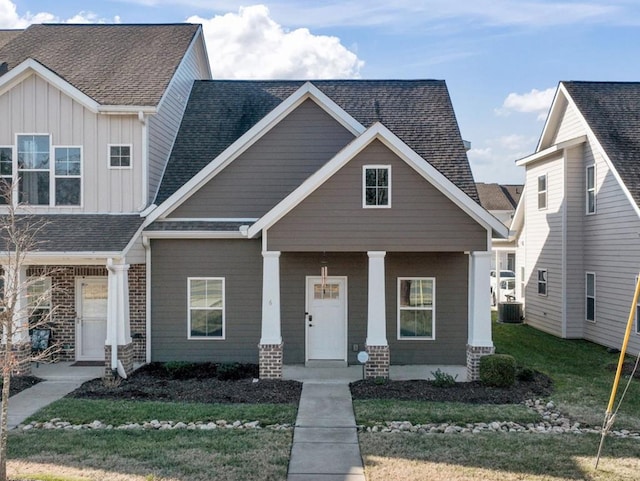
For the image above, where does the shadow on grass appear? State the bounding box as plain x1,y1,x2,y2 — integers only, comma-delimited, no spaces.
360,431,640,481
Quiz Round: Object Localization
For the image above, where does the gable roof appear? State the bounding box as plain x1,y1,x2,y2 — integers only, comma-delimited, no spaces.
155,79,478,205
248,123,507,239
476,183,523,211
0,23,201,106
0,29,21,50
560,81,640,209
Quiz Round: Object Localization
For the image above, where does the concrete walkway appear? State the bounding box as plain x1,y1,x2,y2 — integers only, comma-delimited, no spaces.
6,362,103,429
288,382,366,481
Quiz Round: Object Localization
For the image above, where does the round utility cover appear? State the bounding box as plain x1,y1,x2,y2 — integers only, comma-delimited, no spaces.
357,351,369,364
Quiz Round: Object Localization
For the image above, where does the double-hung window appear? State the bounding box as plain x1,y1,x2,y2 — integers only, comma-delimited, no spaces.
398,278,435,339
635,276,640,335
586,272,596,322
0,147,12,204
537,269,547,296
188,278,225,339
15,134,81,206
586,165,596,214
27,277,52,327
363,165,390,208
537,174,547,210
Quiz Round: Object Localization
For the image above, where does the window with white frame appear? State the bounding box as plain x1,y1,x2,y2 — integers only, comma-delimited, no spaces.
586,165,596,214
537,269,547,296
635,275,640,335
188,278,224,339
537,174,547,210
363,165,390,207
586,272,596,322
0,147,12,204
398,278,435,339
15,134,81,206
27,277,51,327
109,145,131,169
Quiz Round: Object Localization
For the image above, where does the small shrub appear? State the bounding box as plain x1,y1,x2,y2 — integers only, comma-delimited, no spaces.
480,354,516,387
373,376,388,385
517,366,536,382
431,368,458,387
217,362,259,380
163,361,197,379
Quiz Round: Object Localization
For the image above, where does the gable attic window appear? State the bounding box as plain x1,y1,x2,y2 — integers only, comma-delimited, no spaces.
16,134,81,206
109,145,132,169
363,165,391,208
537,174,547,210
586,165,596,214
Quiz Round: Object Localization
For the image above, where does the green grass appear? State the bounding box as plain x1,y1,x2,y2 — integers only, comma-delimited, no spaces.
354,399,540,426
9,429,291,481
493,320,640,429
28,398,297,425
360,432,640,481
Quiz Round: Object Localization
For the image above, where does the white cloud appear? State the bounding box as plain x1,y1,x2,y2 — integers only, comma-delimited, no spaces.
187,5,364,79
0,0,119,27
496,87,555,120
467,133,536,183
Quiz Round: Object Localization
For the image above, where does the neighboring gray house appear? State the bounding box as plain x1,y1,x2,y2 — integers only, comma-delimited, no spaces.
513,81,640,354
0,24,211,375
143,80,507,380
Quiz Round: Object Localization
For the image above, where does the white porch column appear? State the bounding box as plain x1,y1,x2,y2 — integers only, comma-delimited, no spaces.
106,259,132,375
365,251,389,378
259,251,283,379
467,251,494,380
9,265,29,345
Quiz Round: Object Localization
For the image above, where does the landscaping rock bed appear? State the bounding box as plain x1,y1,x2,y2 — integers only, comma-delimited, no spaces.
68,362,302,404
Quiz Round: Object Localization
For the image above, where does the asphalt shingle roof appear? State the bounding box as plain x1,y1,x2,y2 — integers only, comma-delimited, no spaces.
0,29,22,50
476,183,523,211
563,81,640,209
155,79,478,204
0,215,143,252
145,221,248,232
0,24,200,106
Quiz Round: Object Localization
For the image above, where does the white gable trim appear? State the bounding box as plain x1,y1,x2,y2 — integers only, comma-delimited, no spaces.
516,135,587,167
248,122,508,239
144,81,365,225
0,59,100,112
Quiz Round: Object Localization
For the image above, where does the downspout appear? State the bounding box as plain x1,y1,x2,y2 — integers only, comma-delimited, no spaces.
137,111,149,211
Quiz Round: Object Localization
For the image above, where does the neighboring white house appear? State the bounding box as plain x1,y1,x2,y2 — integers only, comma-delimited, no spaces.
476,183,523,303
513,81,640,354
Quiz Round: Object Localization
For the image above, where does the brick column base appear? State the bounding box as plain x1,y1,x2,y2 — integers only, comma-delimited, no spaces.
467,344,495,381
0,342,32,376
365,345,390,379
259,343,283,379
105,343,135,378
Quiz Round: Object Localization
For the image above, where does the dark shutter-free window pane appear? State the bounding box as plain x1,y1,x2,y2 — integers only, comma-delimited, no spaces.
55,178,80,205
587,297,595,321
19,172,49,205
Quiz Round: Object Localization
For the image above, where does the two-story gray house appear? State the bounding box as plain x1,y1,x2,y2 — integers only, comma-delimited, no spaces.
143,80,507,380
0,24,211,375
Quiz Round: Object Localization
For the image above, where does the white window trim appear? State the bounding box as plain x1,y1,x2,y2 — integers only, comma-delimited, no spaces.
537,268,548,297
187,277,225,340
586,165,596,215
0,146,13,203
537,174,547,210
53,145,83,207
397,277,435,340
586,272,596,323
28,276,52,325
108,144,133,170
634,275,640,335
363,164,391,209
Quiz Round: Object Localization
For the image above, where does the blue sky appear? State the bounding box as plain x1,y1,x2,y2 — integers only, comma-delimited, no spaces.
3,0,640,185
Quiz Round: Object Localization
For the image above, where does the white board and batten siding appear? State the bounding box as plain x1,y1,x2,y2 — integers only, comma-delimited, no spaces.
147,37,210,204
0,73,144,213
523,153,565,337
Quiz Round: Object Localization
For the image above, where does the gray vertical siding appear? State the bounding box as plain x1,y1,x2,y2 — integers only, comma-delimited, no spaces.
150,239,262,362
148,37,210,204
168,99,355,218
268,140,487,252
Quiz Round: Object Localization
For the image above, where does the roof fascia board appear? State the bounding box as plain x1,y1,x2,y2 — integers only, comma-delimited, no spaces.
142,231,245,239
516,135,586,167
0,59,101,112
98,105,157,114
145,81,366,224
509,186,525,236
536,83,566,151
248,122,508,239
0,252,122,264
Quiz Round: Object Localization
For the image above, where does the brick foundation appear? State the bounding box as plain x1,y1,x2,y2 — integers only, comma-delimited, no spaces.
259,343,283,379
105,343,135,378
466,344,495,381
365,344,390,379
0,342,31,376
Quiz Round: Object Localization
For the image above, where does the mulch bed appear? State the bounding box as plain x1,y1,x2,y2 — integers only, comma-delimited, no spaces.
350,372,553,404
606,361,640,379
8,376,41,397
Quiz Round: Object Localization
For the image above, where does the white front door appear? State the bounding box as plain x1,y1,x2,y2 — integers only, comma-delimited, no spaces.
306,277,347,361
76,277,108,361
